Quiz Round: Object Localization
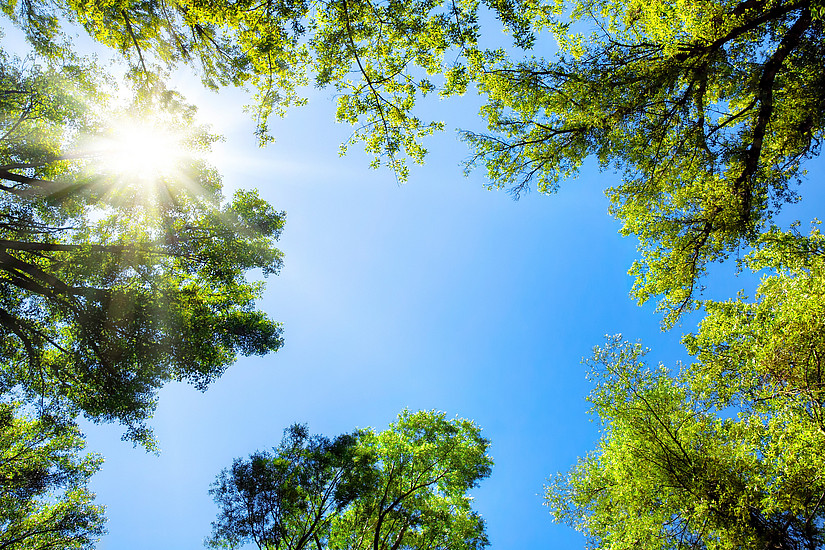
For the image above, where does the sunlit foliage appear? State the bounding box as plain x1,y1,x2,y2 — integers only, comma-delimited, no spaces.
0,54,285,448
467,0,824,322
2,0,535,178
685,223,825,429
209,410,492,550
546,229,825,549
0,401,105,550
6,0,821,321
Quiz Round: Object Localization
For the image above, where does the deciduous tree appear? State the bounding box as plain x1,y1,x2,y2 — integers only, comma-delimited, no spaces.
467,0,825,321
0,55,285,447
547,233,825,550
208,424,363,550
209,410,492,550
0,401,106,550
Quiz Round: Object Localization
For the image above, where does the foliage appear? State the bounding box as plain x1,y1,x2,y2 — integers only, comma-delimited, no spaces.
547,231,825,550
0,401,106,550
547,335,825,550
466,0,825,322
7,0,822,322
684,222,825,429
208,410,492,550
6,0,823,319
2,0,536,178
208,424,362,550
0,54,285,448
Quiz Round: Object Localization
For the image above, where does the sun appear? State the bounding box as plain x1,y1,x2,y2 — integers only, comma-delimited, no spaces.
98,118,187,185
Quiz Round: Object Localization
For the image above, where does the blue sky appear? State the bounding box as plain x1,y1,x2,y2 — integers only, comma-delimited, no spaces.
79,76,793,550
81,79,683,549
4,18,825,550
86,70,825,550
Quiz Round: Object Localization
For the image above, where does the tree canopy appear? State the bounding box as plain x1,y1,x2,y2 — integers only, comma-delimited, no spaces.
2,0,534,178
468,0,824,321
545,229,825,549
547,339,825,549
683,222,825,430
209,410,492,550
0,53,285,447
6,0,821,319
2,0,824,546
208,424,363,550
0,402,105,550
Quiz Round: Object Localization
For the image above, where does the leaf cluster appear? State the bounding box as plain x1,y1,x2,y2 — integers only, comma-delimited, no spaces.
547,230,825,549
0,401,106,550
209,410,492,550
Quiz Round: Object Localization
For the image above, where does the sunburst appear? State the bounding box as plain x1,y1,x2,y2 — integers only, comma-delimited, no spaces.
98,118,186,185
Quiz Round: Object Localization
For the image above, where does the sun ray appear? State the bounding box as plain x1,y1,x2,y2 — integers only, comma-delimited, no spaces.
99,118,185,184
76,111,217,216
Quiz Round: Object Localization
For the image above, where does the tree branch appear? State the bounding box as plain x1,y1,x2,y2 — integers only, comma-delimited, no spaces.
731,9,812,227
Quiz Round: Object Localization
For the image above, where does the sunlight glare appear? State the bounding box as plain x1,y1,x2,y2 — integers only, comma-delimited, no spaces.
101,119,186,185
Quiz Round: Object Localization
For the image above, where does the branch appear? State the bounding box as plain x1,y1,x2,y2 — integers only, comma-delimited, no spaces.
0,239,148,254
731,9,812,227
0,249,109,303
0,169,59,192
122,10,150,76
0,307,39,367
680,0,810,58
339,0,401,183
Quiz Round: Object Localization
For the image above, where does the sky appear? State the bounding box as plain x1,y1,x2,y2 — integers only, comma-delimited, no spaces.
82,79,681,550
4,15,825,550
79,79,825,550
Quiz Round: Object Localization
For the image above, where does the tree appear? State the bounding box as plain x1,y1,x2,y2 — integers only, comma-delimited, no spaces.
465,0,825,322
0,401,106,550
208,424,363,550
208,410,492,550
546,336,825,550
546,229,825,550
0,53,285,447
